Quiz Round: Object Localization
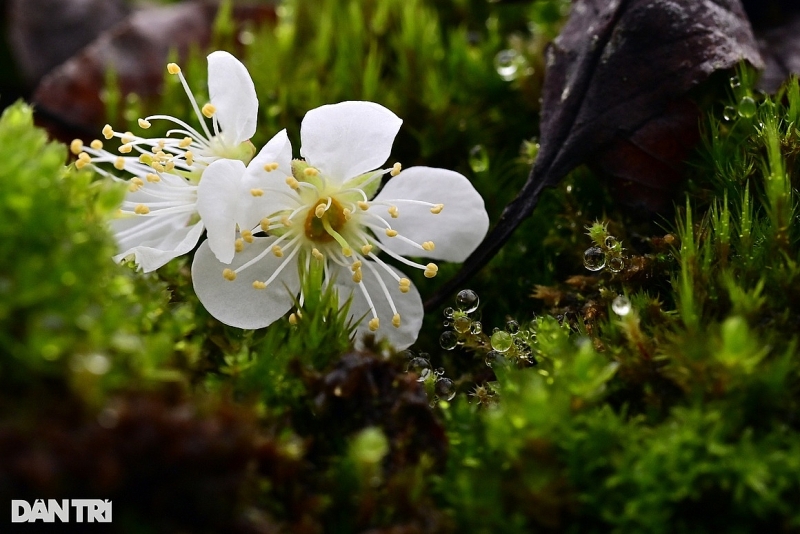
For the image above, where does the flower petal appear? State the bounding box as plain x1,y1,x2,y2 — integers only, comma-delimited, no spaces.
197,159,247,264
373,166,489,262
240,129,295,229
192,237,300,329
207,51,258,145
300,101,402,184
332,262,423,350
112,217,203,272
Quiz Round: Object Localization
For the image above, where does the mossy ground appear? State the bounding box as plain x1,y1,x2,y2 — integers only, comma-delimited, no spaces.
2,1,800,532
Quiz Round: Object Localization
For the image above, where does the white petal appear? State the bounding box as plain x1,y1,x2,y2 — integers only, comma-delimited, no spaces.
373,166,489,262
332,262,423,350
192,237,300,329
112,218,203,273
197,159,247,264
207,51,258,145
240,129,295,229
300,101,402,184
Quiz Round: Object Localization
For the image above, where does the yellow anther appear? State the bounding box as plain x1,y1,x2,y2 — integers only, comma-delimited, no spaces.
128,182,141,192
145,173,160,183
390,162,402,176
392,313,401,328
357,201,370,210
118,143,132,154
430,204,444,214
351,261,362,272
165,161,175,171
70,139,83,155
343,208,352,220
155,150,167,160
263,162,279,172
260,218,271,232
75,159,88,169
423,263,439,278
250,188,264,197
315,203,327,218
179,137,193,148
398,278,411,293
185,151,194,166
121,132,134,144
388,206,399,218
303,167,319,177
114,157,126,170
285,176,300,189
352,269,363,283
422,241,435,251
152,162,165,173
289,313,299,325
167,63,181,75
77,152,91,163
90,139,103,150
131,177,144,187
252,281,267,290
201,103,216,118
222,268,237,281
139,153,153,165
235,239,244,252
385,229,398,237
361,244,373,255
368,317,380,332
272,245,283,257
280,216,293,227
102,124,114,139
138,118,151,129
342,247,353,257
241,229,254,243
312,248,323,260
134,204,150,215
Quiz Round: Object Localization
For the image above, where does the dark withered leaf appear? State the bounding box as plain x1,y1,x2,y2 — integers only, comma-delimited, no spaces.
427,0,762,311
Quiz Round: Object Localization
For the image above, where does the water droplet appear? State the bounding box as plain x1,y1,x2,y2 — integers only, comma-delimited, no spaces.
398,349,415,360
435,378,456,401
455,289,480,313
470,321,483,335
443,321,451,327
454,315,472,334
729,75,741,89
583,246,606,271
607,256,625,273
443,307,455,319
612,295,631,316
406,357,431,382
604,236,619,250
485,350,507,367
468,145,489,173
722,106,737,121
494,49,521,81
506,320,519,334
738,96,757,118
440,331,459,350
490,330,513,353
435,367,445,377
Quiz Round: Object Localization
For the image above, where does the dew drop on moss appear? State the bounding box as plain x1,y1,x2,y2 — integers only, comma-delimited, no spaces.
490,330,513,353
454,315,472,334
722,106,736,121
455,289,480,313
435,378,456,401
612,295,631,316
443,307,455,319
439,331,459,350
406,357,432,382
485,350,507,367
470,321,482,335
584,246,606,271
607,256,624,273
506,320,519,334
729,75,740,89
738,96,756,118
494,49,520,81
468,145,489,173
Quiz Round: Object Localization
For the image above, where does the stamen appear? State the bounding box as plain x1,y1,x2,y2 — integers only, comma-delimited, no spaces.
352,269,363,283
90,139,103,150
264,162,279,172
315,203,327,218
422,241,435,251
385,229,398,237
241,229,254,243
78,152,91,163
390,162,402,176
114,157,126,170
388,206,399,218
235,239,244,252
252,281,267,289
167,63,181,75
75,159,88,170
343,208,352,220
119,144,133,154
185,151,194,166
392,313,401,328
201,103,216,118
146,173,160,183
368,317,380,332
272,245,284,257
430,204,444,214
134,204,150,215
357,201,370,210
179,137,193,148
312,248,324,260
289,313,299,325
222,268,237,281
304,167,319,177
399,278,411,293
280,215,293,227
260,218,271,232
138,118,151,129
250,188,264,197
351,260,362,272
70,139,83,155
286,176,300,189
102,124,114,139
424,263,439,278
361,244,373,255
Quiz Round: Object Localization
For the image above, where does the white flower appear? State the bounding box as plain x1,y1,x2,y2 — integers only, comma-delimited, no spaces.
191,101,489,349
71,51,259,272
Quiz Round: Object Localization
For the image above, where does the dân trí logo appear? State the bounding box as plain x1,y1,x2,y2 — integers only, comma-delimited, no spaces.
11,499,112,523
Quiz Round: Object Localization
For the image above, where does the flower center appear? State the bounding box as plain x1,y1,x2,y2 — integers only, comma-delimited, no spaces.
304,197,348,243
